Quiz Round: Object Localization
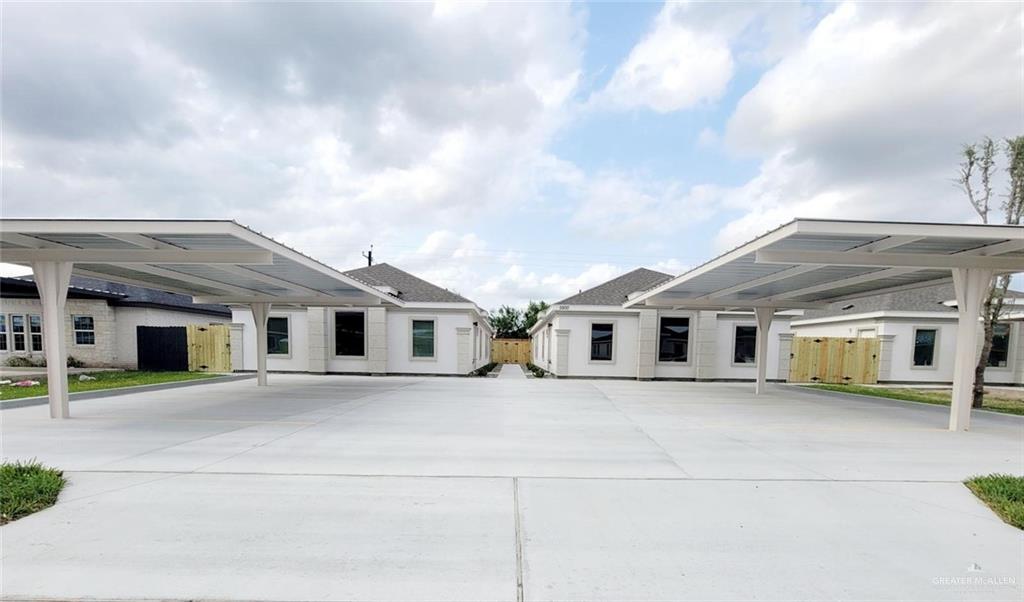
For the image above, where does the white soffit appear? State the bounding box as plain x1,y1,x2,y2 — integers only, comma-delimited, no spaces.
626,219,1024,310
0,219,401,306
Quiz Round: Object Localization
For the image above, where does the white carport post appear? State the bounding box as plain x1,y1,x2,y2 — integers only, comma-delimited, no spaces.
754,307,774,395
32,261,73,418
249,302,272,386
949,268,995,431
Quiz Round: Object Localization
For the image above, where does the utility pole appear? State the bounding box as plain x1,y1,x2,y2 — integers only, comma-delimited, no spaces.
362,245,373,267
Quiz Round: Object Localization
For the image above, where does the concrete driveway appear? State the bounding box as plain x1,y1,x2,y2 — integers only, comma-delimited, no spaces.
1,374,1021,601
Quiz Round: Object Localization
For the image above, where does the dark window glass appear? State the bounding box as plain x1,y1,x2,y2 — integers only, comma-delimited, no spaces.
658,317,689,362
734,325,757,364
412,320,435,357
11,315,25,351
267,317,289,355
29,315,42,352
913,329,936,367
73,316,94,331
74,315,95,345
590,323,613,361
335,312,365,356
988,323,1011,367
0,314,6,351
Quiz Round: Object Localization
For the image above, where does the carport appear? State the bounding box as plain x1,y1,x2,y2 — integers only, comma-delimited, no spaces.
0,219,400,418
625,219,1024,431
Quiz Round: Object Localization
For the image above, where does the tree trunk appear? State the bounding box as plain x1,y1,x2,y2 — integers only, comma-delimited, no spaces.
972,313,995,407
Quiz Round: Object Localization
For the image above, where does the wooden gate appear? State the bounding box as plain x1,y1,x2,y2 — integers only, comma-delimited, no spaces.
789,336,880,384
491,338,531,364
186,324,232,373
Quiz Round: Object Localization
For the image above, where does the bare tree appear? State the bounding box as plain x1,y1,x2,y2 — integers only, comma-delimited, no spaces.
958,136,1024,407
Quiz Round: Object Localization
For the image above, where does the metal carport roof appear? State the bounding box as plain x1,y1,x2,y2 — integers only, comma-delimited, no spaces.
625,219,1024,431
0,219,402,419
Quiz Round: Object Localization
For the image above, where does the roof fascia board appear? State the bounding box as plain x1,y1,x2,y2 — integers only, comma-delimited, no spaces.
792,310,957,326
793,219,1024,240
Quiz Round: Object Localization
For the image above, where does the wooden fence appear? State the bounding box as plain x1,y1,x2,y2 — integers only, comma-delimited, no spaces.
789,336,880,384
186,324,232,373
491,338,532,364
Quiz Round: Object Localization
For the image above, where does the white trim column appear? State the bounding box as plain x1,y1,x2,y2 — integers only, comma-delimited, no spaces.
32,261,73,419
754,307,775,395
249,302,272,386
949,268,994,431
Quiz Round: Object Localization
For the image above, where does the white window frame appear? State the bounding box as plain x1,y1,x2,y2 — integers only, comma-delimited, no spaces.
731,322,758,367
28,314,43,352
72,314,96,346
331,309,368,359
910,326,939,370
409,317,437,361
588,320,616,364
266,314,292,358
656,313,693,365
10,314,26,352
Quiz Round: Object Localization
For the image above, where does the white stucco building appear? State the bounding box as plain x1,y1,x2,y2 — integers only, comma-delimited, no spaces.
231,263,492,376
0,275,230,368
529,268,796,381
790,282,1024,385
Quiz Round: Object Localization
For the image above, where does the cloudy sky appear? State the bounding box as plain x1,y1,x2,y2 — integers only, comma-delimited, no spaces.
2,1,1020,308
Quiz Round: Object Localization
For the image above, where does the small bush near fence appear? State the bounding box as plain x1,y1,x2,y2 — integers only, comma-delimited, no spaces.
526,363,546,378
471,362,498,377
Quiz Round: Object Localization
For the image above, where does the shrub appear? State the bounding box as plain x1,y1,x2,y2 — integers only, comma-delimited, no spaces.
471,362,498,377
526,362,546,378
0,460,66,524
5,356,41,368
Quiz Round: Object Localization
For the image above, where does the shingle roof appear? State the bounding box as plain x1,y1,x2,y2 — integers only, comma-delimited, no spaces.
800,282,1024,320
554,268,674,306
343,263,472,303
2,275,231,317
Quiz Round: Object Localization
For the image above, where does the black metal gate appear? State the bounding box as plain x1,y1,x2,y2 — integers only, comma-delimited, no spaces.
136,326,188,371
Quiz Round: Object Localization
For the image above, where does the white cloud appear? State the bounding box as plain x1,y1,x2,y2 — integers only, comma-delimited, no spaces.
478,263,627,309
597,1,807,113
712,1,1021,250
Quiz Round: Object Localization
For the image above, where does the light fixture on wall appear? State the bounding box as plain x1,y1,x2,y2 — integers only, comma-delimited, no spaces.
841,304,855,311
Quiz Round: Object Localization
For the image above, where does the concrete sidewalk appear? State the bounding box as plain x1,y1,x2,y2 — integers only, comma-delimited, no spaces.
496,363,526,379
1,375,1021,601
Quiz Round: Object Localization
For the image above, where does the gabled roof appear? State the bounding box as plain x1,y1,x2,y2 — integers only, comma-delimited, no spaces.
2,275,232,317
799,282,1024,320
554,268,673,306
343,263,472,304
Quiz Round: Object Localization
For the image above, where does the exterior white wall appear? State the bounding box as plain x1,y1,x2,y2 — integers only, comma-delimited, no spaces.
386,310,470,375
233,306,309,372
792,316,1022,384
536,309,790,381
1,297,227,368
113,307,228,368
232,306,485,375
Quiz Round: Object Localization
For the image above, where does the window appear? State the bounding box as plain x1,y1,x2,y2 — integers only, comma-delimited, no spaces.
267,316,289,355
733,325,757,364
0,314,6,352
334,311,365,356
988,323,1011,368
658,317,690,362
29,315,42,351
590,323,613,361
411,319,435,358
11,315,25,351
913,328,937,367
73,315,95,345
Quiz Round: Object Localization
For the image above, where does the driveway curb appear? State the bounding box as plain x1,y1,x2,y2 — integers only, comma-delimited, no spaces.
0,373,256,410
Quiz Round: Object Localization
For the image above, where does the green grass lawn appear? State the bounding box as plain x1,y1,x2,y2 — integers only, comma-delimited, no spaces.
965,474,1024,530
0,461,66,524
805,383,1024,416
0,370,220,401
